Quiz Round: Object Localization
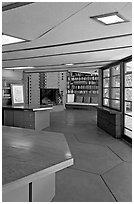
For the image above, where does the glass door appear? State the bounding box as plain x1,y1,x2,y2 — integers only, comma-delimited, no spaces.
124,61,132,140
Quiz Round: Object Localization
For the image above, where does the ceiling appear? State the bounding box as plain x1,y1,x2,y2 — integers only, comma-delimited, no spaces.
2,2,132,72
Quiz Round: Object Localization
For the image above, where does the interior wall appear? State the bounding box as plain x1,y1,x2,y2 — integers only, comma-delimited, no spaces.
2,69,23,81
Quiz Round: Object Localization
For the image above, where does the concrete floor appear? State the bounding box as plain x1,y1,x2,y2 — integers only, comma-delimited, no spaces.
43,107,132,202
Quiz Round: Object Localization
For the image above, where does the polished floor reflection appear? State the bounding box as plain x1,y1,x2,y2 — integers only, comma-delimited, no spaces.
43,107,132,202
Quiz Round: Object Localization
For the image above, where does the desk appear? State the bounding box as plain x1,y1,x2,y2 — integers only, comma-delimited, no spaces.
2,126,73,202
3,104,53,130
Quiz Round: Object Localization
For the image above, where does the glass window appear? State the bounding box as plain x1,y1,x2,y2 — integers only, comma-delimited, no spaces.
111,99,120,110
124,115,132,130
103,78,110,87
111,76,120,87
103,98,109,106
103,69,110,77
111,88,120,99
125,88,132,101
124,128,132,138
103,88,109,98
125,61,132,73
125,101,132,115
124,60,132,139
111,65,120,76
125,73,132,87
103,65,120,110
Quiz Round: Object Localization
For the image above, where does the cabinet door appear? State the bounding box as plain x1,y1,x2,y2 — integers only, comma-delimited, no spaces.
23,111,35,129
14,110,24,128
4,110,14,126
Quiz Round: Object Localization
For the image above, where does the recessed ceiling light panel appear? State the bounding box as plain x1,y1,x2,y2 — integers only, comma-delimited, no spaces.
90,12,128,25
4,67,34,70
65,63,74,66
2,34,26,45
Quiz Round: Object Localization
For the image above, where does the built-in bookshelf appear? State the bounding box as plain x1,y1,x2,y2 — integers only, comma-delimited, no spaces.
2,79,11,105
67,71,99,104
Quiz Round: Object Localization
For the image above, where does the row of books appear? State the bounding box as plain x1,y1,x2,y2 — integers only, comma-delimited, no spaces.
68,76,98,81
67,85,98,90
67,90,98,94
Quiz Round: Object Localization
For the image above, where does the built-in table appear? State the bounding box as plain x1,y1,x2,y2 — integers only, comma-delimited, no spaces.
2,126,73,202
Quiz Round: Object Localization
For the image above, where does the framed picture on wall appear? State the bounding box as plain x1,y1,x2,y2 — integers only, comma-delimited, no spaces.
11,84,24,105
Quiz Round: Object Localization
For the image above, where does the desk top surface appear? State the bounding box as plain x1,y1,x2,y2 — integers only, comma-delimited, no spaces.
2,126,73,186
2,104,53,111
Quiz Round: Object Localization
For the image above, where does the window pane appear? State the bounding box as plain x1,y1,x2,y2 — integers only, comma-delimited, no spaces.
124,128,132,138
103,88,109,98
125,101,132,115
103,98,109,106
111,99,120,110
111,75,120,87
125,61,132,73
125,88,132,101
125,115,132,130
111,88,120,99
103,78,110,87
125,73,132,87
103,69,110,77
111,65,120,76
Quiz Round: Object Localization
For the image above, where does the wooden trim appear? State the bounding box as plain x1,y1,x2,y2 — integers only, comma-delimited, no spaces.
102,55,132,70
2,33,132,53
124,113,132,117
2,2,34,12
124,127,132,132
2,45,132,62
2,60,114,69
122,135,132,144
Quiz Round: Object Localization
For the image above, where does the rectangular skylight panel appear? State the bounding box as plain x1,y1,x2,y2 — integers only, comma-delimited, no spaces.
2,34,25,45
97,14,125,25
4,67,34,70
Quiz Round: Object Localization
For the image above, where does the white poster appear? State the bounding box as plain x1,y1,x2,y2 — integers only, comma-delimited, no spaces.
11,84,24,104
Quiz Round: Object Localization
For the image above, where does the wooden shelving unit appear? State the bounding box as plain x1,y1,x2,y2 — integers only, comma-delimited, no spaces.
67,71,99,104
2,80,11,105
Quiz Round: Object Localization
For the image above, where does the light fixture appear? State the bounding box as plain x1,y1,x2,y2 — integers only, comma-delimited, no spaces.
65,63,74,66
2,34,26,45
4,67,35,70
90,12,128,25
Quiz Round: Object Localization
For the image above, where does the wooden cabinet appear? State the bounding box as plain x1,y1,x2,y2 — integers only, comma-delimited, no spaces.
23,111,35,129
97,107,122,138
4,110,14,126
2,86,11,106
13,110,24,128
3,108,51,130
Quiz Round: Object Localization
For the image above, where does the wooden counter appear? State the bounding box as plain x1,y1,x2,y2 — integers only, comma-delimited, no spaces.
2,126,73,202
3,104,53,130
97,106,122,138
